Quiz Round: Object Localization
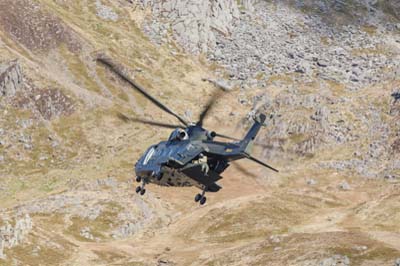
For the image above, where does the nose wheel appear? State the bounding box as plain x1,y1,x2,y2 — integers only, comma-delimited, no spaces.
136,186,146,195
135,177,147,196
194,187,207,205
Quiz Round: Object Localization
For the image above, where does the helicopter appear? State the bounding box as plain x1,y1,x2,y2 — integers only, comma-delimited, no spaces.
98,57,278,205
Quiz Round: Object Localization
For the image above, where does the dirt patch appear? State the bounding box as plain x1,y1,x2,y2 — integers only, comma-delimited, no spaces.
0,0,81,53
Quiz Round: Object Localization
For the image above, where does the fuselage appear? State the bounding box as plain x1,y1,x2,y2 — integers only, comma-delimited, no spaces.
135,125,229,189
135,138,208,188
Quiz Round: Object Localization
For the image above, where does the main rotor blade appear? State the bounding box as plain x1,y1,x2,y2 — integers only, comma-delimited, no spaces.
196,90,222,127
97,57,188,126
117,113,183,129
243,154,279,172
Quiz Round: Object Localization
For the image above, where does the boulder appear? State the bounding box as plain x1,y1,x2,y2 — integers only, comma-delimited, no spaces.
0,60,23,97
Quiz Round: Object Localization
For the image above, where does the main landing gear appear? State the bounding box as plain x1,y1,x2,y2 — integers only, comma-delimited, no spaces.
194,187,207,205
135,176,146,196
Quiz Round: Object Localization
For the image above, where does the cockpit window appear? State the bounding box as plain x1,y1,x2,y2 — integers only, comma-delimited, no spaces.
143,147,155,165
168,128,188,141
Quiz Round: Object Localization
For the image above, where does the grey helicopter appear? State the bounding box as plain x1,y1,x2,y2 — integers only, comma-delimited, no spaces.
98,57,278,205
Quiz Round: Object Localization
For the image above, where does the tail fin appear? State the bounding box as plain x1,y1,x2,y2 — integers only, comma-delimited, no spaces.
239,113,266,154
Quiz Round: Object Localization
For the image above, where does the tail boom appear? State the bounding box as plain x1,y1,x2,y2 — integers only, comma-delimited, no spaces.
239,113,266,154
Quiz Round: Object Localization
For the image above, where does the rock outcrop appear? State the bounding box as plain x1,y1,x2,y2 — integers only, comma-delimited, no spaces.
142,0,240,53
0,60,23,97
0,215,33,259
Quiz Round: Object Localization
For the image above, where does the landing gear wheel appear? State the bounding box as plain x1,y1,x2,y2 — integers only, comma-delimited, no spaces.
140,188,146,195
135,186,141,193
200,196,207,205
194,194,202,202
136,176,142,183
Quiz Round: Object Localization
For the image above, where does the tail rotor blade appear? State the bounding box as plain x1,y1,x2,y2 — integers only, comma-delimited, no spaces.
243,153,279,172
98,57,188,126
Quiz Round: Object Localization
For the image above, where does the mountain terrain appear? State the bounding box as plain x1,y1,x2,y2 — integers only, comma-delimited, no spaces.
0,0,400,265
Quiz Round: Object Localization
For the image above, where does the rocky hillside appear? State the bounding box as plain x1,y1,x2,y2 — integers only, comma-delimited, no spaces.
0,0,400,265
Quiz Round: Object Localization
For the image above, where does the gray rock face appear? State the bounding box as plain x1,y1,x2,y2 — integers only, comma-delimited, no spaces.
0,60,23,97
209,1,399,90
142,0,239,53
0,214,33,259
141,1,399,90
